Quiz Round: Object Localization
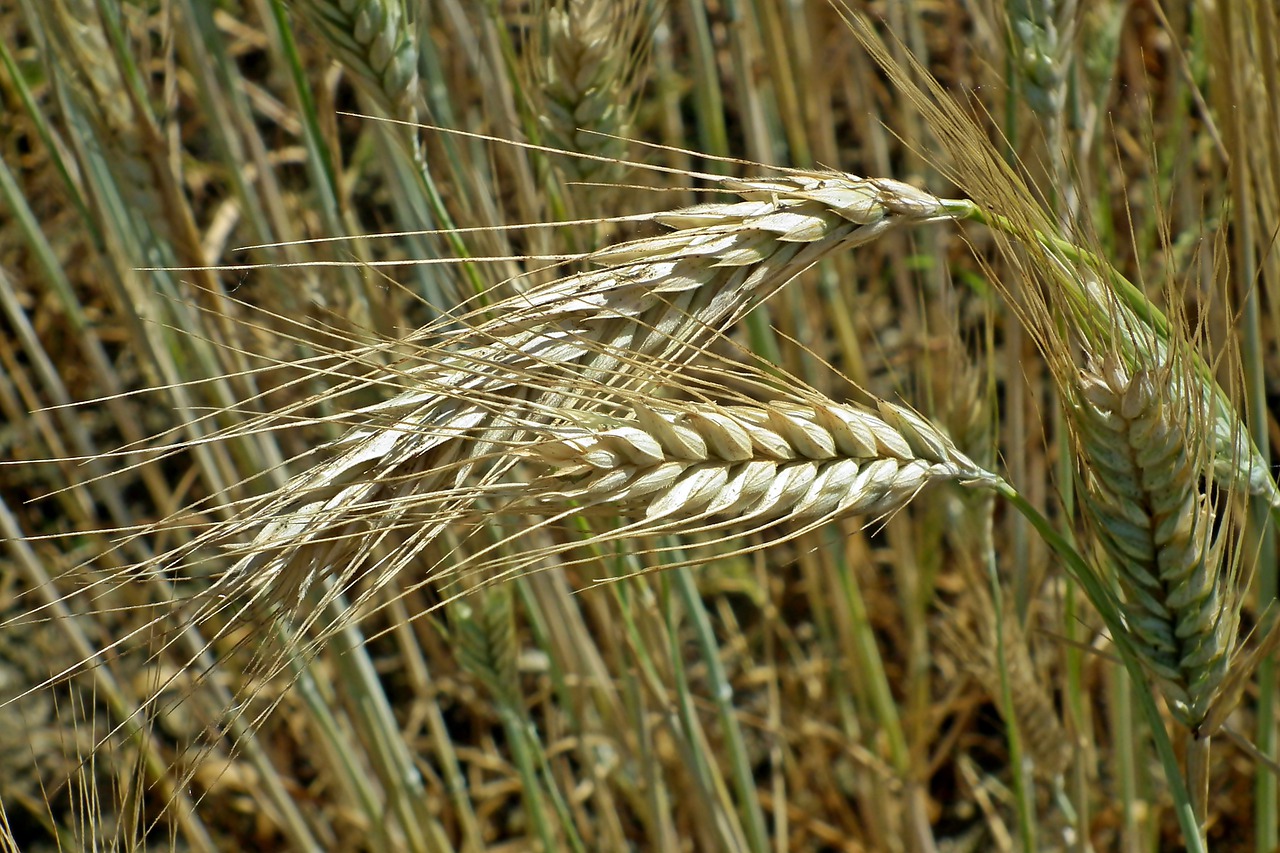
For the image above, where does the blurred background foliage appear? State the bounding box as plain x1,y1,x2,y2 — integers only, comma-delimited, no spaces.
1,0,1278,850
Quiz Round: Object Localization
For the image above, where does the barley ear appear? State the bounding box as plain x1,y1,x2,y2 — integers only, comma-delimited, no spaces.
939,592,1072,781
192,170,973,621
451,583,519,708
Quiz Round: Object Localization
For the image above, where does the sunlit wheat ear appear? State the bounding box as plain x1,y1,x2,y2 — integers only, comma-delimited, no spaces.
193,170,973,621
1070,353,1242,728
516,397,996,533
411,387,1004,595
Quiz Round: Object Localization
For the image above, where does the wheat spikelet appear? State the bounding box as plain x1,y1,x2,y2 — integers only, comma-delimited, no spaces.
450,584,519,708
183,171,973,623
406,377,1004,591
1008,0,1070,117
295,0,420,119
1068,272,1278,510
525,0,653,181
1070,353,1240,728
938,594,1071,780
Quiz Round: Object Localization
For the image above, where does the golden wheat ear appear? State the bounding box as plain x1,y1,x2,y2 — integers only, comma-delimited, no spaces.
179,168,975,624
937,589,1072,783
517,396,995,525
360,352,1007,601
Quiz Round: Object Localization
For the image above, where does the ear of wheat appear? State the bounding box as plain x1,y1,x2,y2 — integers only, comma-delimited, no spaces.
845,14,1278,517
524,0,653,181
175,171,973,626
1070,352,1241,729
1061,271,1278,512
407,388,1002,594
522,397,995,525
938,591,1072,781
294,0,420,120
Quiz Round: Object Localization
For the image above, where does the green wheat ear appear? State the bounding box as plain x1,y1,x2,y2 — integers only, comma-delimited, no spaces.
295,0,421,120
451,583,519,707
1069,351,1242,729
523,0,655,183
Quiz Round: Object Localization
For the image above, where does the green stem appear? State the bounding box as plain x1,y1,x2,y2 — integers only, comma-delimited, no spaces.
673,567,771,853
1187,733,1211,834
986,545,1036,852
993,480,1207,853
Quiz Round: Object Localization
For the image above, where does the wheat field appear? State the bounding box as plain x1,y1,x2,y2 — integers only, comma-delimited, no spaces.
2,1,1280,851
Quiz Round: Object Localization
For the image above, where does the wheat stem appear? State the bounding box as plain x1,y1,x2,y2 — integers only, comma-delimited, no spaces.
992,478,1208,853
